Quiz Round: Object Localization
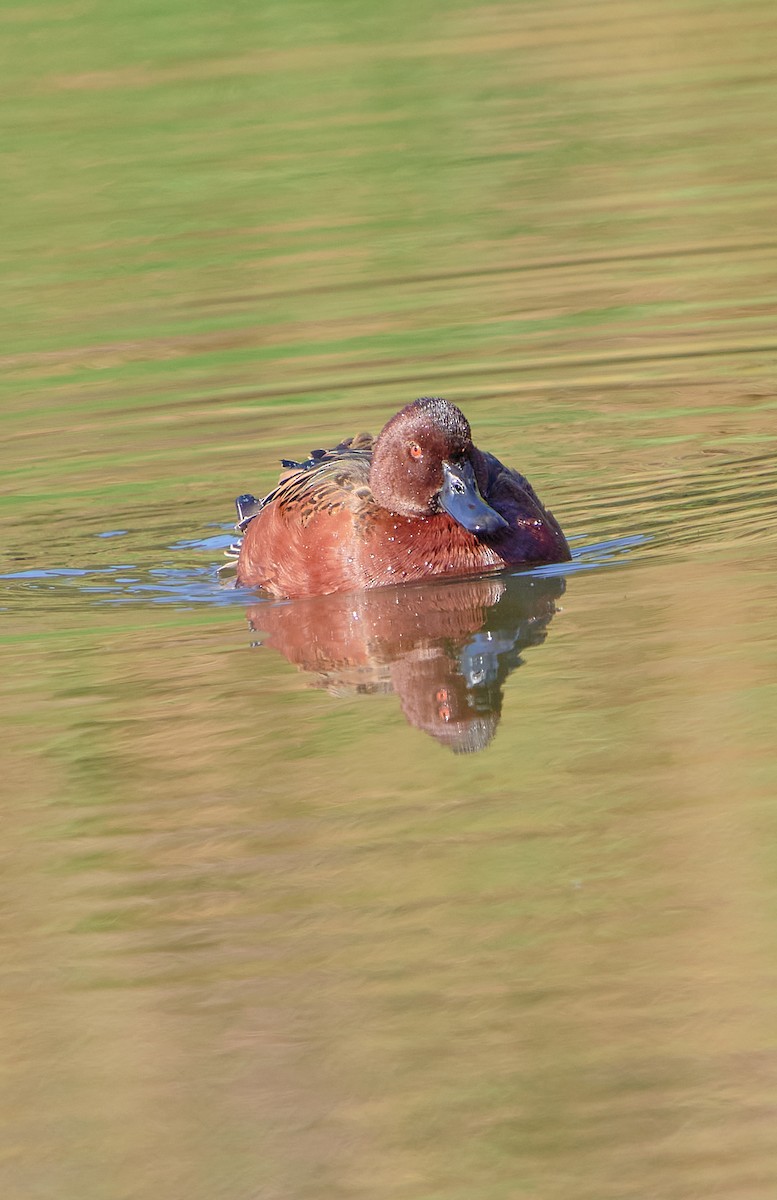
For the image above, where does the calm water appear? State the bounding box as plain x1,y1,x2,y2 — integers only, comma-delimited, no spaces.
2,1,777,1197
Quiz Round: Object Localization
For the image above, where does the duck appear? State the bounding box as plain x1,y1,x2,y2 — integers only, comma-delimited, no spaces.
229,396,570,598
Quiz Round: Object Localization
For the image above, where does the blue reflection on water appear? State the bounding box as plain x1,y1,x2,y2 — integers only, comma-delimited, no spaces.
0,528,648,610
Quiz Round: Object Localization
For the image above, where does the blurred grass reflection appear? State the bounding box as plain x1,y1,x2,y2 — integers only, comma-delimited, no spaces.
1,0,777,1197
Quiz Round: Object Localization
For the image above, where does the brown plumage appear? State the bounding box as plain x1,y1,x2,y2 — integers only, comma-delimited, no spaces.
232,397,570,598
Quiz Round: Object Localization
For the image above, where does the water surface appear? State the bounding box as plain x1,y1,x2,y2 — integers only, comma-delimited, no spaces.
2,1,777,1197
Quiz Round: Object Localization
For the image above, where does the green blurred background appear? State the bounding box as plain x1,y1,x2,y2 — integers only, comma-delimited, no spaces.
2,1,777,1197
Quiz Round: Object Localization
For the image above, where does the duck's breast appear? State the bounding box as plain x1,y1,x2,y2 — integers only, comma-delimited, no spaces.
475,451,571,564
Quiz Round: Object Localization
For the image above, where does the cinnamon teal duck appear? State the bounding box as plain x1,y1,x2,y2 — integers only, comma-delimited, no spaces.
229,396,570,598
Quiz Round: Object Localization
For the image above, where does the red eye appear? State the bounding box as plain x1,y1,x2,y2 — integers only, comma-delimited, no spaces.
409,442,423,460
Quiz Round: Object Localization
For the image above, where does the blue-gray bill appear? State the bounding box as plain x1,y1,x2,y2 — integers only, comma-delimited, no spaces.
439,459,509,535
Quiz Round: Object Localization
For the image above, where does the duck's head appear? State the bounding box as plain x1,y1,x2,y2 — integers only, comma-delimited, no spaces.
369,397,509,534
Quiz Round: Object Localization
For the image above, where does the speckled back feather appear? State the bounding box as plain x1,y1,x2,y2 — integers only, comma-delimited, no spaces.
225,432,375,560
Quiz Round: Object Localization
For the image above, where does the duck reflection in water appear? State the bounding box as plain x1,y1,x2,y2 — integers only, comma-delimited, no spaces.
244,572,564,754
